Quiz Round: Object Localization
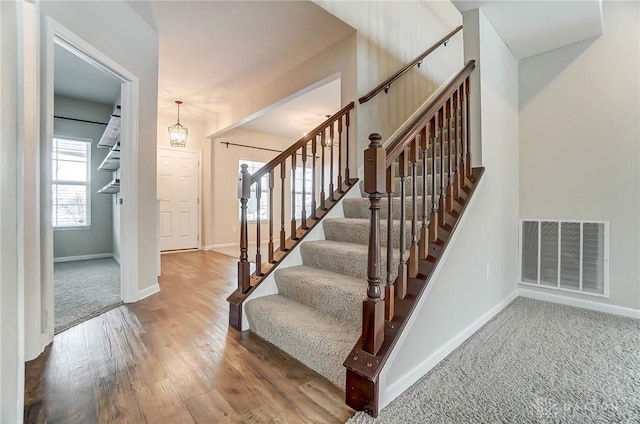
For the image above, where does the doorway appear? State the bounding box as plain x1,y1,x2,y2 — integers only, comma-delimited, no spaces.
158,148,201,251
51,42,123,333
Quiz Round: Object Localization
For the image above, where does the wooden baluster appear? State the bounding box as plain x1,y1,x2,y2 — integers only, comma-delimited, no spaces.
237,163,251,293
363,133,385,356
320,129,327,210
397,149,408,299
385,165,394,321
459,83,466,189
337,117,344,193
268,170,275,263
458,82,467,188
255,179,262,276
419,126,429,258
430,116,439,242
438,107,447,226
345,111,351,183
280,162,287,251
452,90,460,200
465,77,473,180
301,143,308,229
408,137,419,279
329,122,335,199
311,134,318,219
446,98,455,213
291,153,298,240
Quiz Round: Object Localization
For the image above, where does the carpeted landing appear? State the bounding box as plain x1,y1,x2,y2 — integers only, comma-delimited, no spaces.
245,164,428,388
347,297,640,423
54,258,122,333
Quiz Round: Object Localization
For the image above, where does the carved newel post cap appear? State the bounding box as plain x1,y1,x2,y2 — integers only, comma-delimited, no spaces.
368,133,382,148
240,163,249,172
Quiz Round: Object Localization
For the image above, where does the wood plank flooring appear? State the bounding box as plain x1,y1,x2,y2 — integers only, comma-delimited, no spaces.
24,251,355,423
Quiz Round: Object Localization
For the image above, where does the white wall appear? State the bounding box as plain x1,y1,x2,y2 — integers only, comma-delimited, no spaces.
210,128,294,246
519,1,640,310
53,96,115,259
380,8,520,410
314,1,464,163
0,2,25,421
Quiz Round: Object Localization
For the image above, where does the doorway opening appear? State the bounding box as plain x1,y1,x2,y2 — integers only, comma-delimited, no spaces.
51,42,123,333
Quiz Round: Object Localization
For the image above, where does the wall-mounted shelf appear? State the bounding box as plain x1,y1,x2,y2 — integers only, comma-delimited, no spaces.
97,106,121,148
98,143,120,171
98,179,120,194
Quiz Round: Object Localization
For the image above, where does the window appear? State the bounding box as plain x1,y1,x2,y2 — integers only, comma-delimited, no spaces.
239,160,269,221
293,165,313,219
52,138,91,228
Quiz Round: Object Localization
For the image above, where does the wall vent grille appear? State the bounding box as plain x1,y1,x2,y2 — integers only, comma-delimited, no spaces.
519,220,609,297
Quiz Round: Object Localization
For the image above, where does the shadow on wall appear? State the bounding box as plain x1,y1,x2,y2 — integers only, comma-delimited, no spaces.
358,32,460,144
519,36,598,108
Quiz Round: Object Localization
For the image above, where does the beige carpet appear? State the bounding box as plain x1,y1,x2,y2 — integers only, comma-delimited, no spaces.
348,298,640,423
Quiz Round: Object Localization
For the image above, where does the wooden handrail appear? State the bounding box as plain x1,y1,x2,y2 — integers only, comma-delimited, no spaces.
358,25,463,105
250,102,355,184
385,60,475,165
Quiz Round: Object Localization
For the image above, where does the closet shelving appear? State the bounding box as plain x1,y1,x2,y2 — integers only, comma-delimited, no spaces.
97,105,121,194
97,178,120,194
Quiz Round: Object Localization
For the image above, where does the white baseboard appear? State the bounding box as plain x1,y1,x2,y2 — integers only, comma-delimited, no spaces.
139,283,160,301
205,240,270,250
519,287,640,319
384,289,520,403
112,254,121,265
53,253,113,263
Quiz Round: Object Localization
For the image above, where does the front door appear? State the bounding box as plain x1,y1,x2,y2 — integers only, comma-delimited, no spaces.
157,148,199,251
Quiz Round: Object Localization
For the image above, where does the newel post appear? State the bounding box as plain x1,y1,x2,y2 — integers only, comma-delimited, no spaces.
238,164,251,293
362,133,385,355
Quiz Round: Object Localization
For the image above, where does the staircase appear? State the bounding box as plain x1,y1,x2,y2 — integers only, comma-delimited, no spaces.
228,30,480,415
244,165,423,387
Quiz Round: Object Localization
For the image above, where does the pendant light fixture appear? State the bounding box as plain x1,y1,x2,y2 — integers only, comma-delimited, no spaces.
168,100,188,147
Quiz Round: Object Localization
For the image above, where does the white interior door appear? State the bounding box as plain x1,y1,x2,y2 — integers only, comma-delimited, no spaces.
157,148,200,251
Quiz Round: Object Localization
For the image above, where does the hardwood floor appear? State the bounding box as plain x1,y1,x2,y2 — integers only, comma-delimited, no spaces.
24,251,355,423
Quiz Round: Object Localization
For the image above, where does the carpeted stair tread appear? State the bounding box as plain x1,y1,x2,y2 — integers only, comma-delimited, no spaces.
274,265,366,325
301,240,399,280
245,294,360,388
323,218,415,248
343,196,431,220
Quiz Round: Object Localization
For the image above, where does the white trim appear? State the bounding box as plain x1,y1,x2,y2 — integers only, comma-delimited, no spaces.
53,253,113,263
112,254,121,266
383,289,520,404
138,283,160,301
519,287,640,319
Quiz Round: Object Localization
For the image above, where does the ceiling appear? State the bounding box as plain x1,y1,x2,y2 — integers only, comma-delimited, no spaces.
54,44,121,105
128,1,354,122
238,78,340,141
452,0,603,60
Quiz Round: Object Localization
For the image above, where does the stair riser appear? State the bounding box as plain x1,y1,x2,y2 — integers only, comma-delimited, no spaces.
343,196,433,220
323,219,414,249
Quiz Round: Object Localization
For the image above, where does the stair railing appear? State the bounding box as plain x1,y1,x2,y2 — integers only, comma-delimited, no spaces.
358,25,463,104
230,102,356,329
361,60,475,355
